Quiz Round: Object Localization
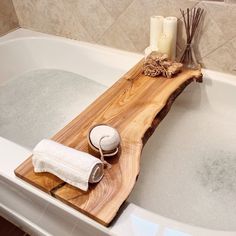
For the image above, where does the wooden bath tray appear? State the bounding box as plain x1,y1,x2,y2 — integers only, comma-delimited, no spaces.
15,59,202,226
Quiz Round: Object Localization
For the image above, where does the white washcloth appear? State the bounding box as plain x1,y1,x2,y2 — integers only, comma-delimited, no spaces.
32,139,104,191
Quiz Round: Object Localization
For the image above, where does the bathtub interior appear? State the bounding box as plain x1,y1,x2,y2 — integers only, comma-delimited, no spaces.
128,78,236,231
0,69,107,149
0,33,142,149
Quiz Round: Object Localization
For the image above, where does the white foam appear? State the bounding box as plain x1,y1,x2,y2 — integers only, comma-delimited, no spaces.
0,69,106,149
128,81,236,230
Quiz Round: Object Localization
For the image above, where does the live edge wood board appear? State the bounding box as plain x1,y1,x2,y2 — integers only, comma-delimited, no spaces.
15,59,202,226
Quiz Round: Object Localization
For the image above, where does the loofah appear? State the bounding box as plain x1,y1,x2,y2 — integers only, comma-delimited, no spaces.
143,52,183,78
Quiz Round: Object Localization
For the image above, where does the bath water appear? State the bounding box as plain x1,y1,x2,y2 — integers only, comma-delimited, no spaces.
128,81,236,230
0,69,106,149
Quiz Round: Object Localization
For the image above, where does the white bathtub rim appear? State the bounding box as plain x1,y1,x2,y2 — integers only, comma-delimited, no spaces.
0,29,143,88
203,68,236,86
0,28,142,61
111,203,236,236
1,29,236,87
0,203,50,236
1,171,236,236
0,172,110,231
2,170,236,236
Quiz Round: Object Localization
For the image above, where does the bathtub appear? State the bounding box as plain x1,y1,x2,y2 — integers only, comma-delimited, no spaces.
0,29,236,236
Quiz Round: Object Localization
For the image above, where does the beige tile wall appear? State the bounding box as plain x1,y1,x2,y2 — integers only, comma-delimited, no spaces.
0,0,19,36
11,0,236,75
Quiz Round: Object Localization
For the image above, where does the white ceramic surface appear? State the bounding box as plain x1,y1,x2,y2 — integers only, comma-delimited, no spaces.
0,29,235,236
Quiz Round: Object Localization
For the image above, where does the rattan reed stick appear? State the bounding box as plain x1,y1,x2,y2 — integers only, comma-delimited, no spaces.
180,7,204,67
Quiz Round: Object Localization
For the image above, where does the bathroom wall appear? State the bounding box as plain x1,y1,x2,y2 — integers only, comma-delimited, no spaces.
12,0,236,75
0,0,18,36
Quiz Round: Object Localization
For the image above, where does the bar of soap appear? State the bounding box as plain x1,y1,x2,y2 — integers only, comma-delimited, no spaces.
89,125,120,152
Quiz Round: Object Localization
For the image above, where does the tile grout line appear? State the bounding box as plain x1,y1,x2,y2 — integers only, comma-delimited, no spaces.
198,1,231,59
95,20,138,52
11,0,21,27
97,0,139,52
201,35,236,60
61,1,95,43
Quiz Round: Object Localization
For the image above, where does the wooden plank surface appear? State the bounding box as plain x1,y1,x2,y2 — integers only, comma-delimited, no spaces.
15,59,202,226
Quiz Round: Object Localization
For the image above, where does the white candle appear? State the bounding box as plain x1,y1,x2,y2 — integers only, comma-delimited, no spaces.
158,33,172,58
150,16,164,51
163,16,178,60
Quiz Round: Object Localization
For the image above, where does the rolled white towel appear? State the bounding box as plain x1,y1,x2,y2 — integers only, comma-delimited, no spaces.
32,139,104,191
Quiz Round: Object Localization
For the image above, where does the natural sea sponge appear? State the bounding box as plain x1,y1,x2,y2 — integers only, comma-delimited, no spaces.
143,52,183,78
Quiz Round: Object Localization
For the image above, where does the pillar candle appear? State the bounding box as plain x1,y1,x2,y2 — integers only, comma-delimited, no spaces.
163,16,177,60
158,33,172,58
150,16,164,51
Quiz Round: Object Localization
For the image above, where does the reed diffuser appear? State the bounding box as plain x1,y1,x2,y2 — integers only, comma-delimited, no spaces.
180,7,204,69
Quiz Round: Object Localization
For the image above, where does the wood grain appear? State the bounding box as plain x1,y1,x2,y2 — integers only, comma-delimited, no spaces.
15,59,202,226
